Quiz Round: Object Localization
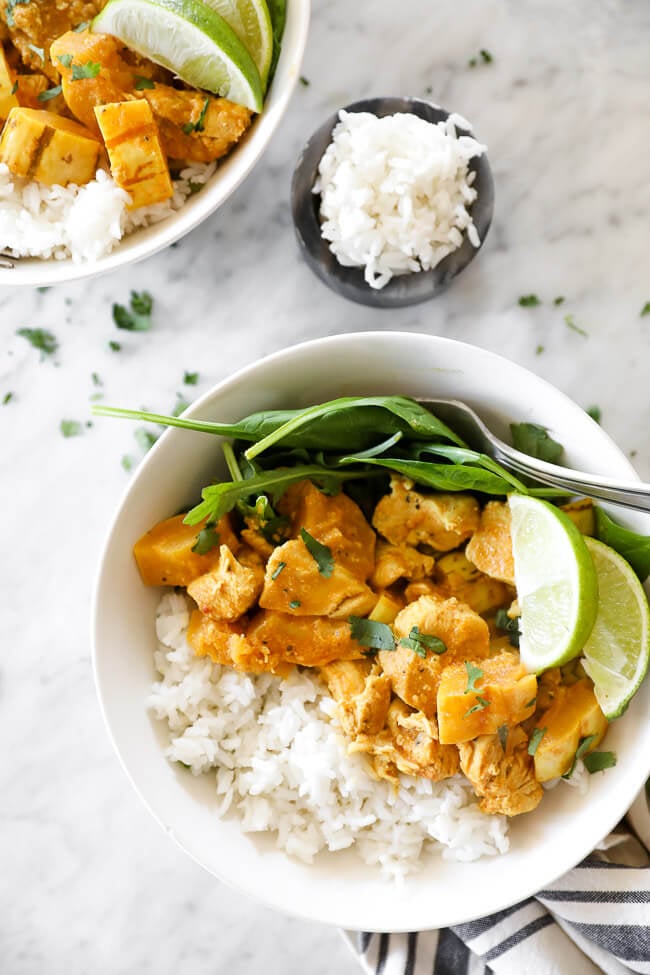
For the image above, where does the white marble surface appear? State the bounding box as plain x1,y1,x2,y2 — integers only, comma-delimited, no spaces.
2,1,650,971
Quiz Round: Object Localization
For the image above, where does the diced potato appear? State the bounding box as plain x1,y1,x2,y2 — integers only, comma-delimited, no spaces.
561,499,595,536
437,651,537,745
368,592,403,625
0,47,18,121
533,678,608,782
435,550,512,615
95,99,172,209
0,107,101,185
133,513,238,587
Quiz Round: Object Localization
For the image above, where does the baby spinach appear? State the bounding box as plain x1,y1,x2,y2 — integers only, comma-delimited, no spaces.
510,422,564,464
340,456,519,495
595,508,650,581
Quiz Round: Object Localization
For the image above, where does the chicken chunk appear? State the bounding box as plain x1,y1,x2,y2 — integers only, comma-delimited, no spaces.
378,594,490,718
355,699,459,784
320,660,391,737
372,477,479,551
50,31,136,132
143,86,252,163
187,609,288,675
246,610,365,668
533,679,608,782
260,538,376,618
2,0,107,82
370,540,435,589
187,545,264,622
0,45,18,120
278,480,376,580
434,550,512,616
437,652,537,745
465,501,515,584
459,727,543,816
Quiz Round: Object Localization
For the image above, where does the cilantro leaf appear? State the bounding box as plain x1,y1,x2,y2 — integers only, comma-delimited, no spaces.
554,296,565,306
73,20,90,32
134,75,156,90
518,294,541,307
134,428,158,453
27,43,45,61
191,524,220,555
60,419,83,437
271,561,286,580
524,696,537,709
71,61,101,81
108,340,121,352
183,371,199,385
113,290,153,331
495,608,520,648
57,54,73,67
584,750,617,774
121,455,134,472
349,617,395,652
16,327,58,358
299,75,310,86
641,302,650,318
289,599,301,609
510,422,564,464
38,85,62,102
480,48,493,63
464,695,490,716
464,661,484,694
3,392,14,405
564,314,588,337
586,406,601,424
497,725,509,750
398,626,446,658
300,528,334,577
563,734,598,779
182,97,209,134
528,727,546,756
91,371,102,387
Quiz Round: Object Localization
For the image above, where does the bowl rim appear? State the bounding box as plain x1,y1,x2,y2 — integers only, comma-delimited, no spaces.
0,0,311,288
91,331,650,931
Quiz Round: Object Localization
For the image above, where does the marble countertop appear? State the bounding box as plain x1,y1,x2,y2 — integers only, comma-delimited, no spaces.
2,0,650,971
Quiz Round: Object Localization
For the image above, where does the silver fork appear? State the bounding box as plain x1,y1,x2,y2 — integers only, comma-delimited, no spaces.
421,398,650,513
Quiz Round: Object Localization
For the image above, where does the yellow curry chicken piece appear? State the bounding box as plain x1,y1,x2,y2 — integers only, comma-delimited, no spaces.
373,476,480,551
465,501,516,584
187,545,264,622
459,727,544,816
319,660,392,738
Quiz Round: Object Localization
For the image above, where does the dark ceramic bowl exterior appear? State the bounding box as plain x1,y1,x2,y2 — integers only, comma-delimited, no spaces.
291,96,495,309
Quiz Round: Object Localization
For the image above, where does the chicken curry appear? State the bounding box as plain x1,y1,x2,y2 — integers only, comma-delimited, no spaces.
134,477,609,819
0,0,251,205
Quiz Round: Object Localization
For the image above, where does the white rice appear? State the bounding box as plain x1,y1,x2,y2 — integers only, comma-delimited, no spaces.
0,160,215,263
314,110,486,289
148,592,510,880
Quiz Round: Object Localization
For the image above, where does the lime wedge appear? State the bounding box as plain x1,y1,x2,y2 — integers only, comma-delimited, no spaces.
581,536,650,718
509,494,598,673
201,0,273,87
92,0,264,112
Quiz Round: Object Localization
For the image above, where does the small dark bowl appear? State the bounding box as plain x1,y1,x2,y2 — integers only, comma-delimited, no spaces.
291,96,494,309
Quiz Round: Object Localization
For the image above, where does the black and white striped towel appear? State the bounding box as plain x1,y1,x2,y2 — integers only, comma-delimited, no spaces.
345,785,650,975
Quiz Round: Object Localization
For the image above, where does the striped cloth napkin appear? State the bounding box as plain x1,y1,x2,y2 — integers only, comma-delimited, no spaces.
345,785,650,975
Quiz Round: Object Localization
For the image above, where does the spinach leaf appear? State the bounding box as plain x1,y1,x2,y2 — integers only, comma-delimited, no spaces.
511,422,564,464
339,456,517,495
595,508,650,581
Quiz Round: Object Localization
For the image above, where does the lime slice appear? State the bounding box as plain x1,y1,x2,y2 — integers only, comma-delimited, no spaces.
201,0,273,87
92,0,264,112
509,494,598,673
581,536,650,718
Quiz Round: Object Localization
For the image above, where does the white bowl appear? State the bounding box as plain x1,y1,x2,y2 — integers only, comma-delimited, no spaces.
0,1,310,288
92,332,650,932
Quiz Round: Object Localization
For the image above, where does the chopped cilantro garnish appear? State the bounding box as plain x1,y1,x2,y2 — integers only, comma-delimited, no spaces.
172,394,190,417
134,75,156,90
518,294,541,307
553,296,565,306
497,725,509,750
38,85,62,102
60,419,82,437
586,405,601,424
113,290,153,331
27,44,45,61
71,61,101,81
495,608,520,648
271,561,286,580
108,340,121,352
289,599,301,609
564,314,588,337
191,524,220,555
73,20,89,31
182,97,209,135
468,57,477,67
36,286,50,294
640,302,650,317
464,661,484,694
3,392,13,405
528,727,546,756
121,455,134,472
584,750,617,774
524,696,537,709
57,54,73,67
91,372,102,387
16,327,58,358
535,344,545,355
480,49,493,63
183,371,199,385
6,0,31,29
398,626,446,658
464,695,490,716
11,81,18,95
349,617,395,652
134,428,158,453
300,528,334,577
299,75,310,86
563,734,598,779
